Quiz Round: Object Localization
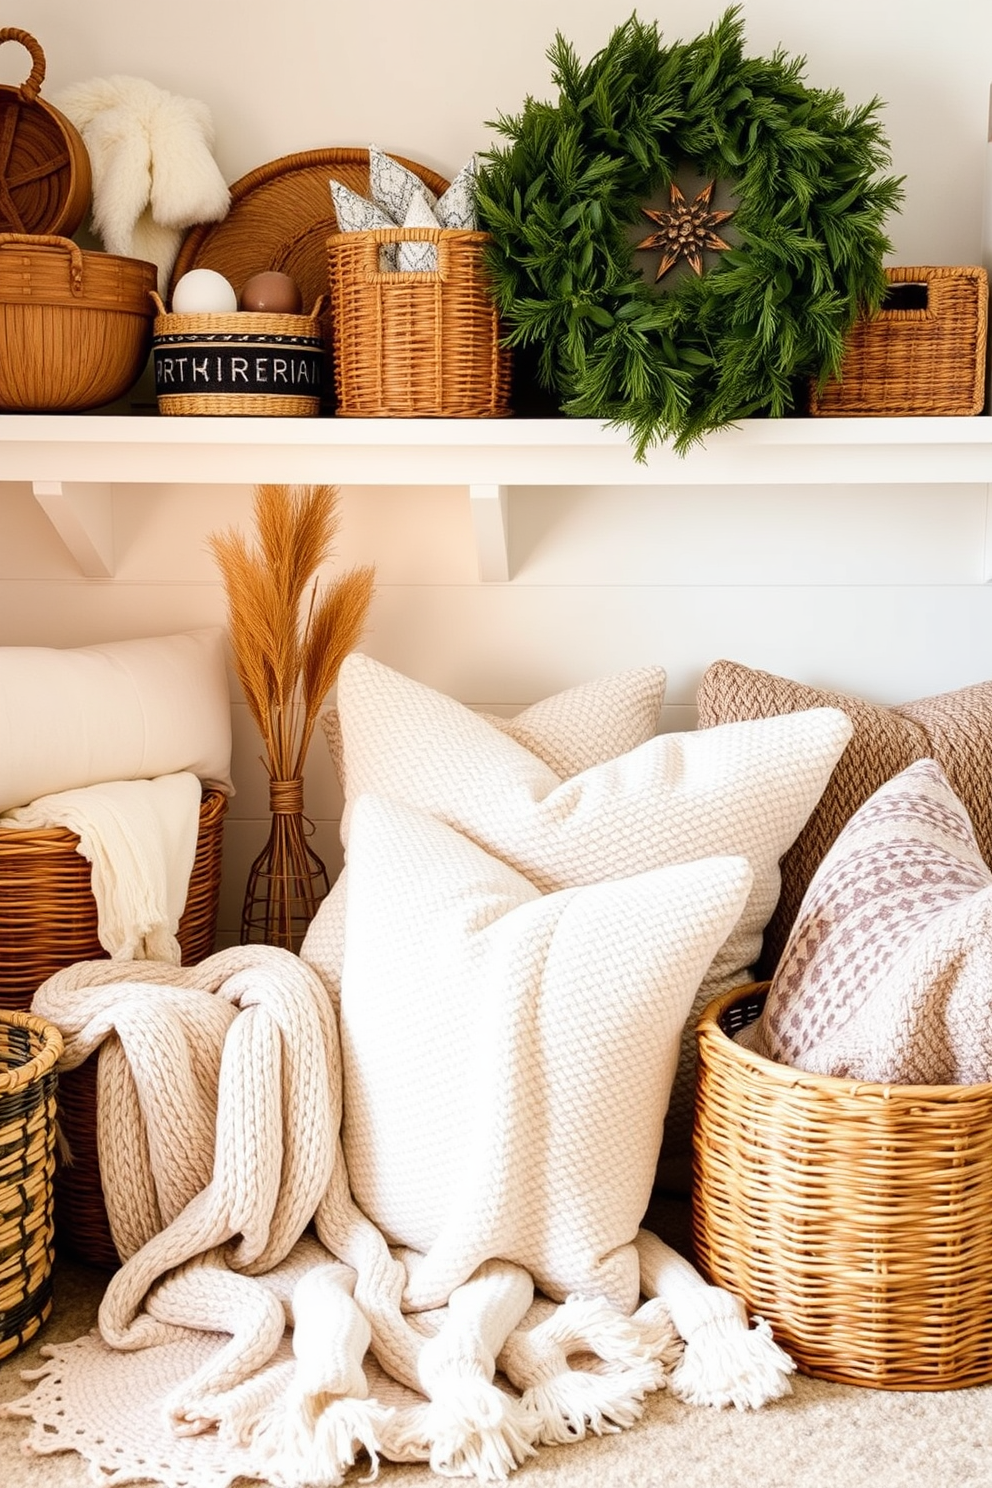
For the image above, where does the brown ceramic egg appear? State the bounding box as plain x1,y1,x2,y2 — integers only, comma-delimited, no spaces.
239,270,303,314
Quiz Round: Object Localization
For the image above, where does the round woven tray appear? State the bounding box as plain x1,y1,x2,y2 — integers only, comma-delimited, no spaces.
692,983,992,1390
170,147,450,313
0,1009,63,1361
0,27,91,236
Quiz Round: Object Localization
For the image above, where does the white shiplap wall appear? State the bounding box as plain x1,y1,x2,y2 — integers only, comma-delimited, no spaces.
3,0,992,942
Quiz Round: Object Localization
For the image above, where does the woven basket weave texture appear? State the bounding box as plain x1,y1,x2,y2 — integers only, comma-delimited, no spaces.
0,789,227,1269
809,265,988,416
0,28,91,237
326,226,512,417
692,983,992,1390
0,232,156,411
0,1008,63,1360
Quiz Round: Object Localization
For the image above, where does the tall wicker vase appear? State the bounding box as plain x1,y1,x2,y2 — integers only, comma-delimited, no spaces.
241,777,330,952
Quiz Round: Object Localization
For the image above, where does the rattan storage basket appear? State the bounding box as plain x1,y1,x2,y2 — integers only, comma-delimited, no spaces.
326,226,512,417
692,983,992,1390
809,265,989,416
151,291,326,415
0,1009,63,1361
0,788,227,1269
0,28,91,237
0,232,156,411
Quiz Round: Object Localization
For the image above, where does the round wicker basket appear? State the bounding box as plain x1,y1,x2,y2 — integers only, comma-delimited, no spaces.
692,983,992,1390
0,28,91,237
0,233,156,411
0,1009,63,1360
0,788,228,1270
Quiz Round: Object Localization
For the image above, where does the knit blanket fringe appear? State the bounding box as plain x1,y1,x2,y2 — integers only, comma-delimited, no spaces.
7,948,794,1486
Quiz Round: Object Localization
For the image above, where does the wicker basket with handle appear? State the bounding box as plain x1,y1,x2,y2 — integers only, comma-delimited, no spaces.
0,27,91,237
151,290,326,416
809,265,988,416
0,1009,63,1360
0,788,227,1269
692,983,992,1390
326,226,512,417
0,232,157,411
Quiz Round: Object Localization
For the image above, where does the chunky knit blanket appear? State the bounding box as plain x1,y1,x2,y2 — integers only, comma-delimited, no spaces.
9,947,793,1488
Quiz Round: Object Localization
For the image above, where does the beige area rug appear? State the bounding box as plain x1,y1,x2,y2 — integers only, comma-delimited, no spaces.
2,1203,991,1488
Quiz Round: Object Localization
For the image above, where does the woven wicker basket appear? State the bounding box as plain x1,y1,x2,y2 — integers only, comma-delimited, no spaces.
809,265,989,416
692,983,992,1390
0,1009,63,1360
0,28,91,237
0,233,157,411
0,788,227,1269
151,291,326,415
326,227,512,417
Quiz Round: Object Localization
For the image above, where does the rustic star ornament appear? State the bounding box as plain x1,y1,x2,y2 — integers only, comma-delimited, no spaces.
636,179,735,280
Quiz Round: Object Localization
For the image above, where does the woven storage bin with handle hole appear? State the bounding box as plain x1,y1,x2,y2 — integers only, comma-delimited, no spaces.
692,983,992,1390
809,265,988,416
0,1009,63,1361
0,788,227,1269
326,226,511,417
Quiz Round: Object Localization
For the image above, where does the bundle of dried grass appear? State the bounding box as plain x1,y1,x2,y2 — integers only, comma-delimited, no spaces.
209,483,374,950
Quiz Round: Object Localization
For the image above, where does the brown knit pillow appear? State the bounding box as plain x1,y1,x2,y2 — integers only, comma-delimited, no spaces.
696,660,992,979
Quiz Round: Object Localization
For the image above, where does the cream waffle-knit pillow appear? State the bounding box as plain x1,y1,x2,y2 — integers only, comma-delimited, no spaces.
340,792,754,1312
305,654,853,1191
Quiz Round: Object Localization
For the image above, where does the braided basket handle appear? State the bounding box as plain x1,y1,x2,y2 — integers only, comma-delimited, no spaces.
0,28,47,103
0,232,84,293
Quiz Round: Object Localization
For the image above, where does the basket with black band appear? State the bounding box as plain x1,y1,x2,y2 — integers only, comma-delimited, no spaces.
0,1008,63,1360
151,291,326,415
692,982,992,1390
0,788,227,1269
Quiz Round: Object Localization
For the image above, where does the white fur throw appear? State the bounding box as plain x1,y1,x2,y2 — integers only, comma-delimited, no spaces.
53,74,230,294
10,944,793,1487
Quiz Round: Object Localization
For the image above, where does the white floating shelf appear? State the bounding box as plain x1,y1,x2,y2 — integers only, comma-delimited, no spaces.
3,413,992,578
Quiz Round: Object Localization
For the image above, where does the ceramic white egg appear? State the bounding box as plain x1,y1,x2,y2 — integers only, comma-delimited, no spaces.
171,268,238,314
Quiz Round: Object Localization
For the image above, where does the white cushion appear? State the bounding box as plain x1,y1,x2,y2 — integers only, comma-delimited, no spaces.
306,662,667,1001
340,791,754,1311
305,653,852,1187
0,628,233,811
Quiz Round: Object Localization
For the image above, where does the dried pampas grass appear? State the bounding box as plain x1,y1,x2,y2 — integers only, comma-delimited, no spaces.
209,483,374,948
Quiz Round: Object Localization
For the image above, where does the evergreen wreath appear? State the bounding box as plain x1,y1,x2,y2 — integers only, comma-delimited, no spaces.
475,8,904,455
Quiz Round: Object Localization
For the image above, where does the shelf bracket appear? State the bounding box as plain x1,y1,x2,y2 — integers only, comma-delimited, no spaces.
468,483,509,582
31,481,115,577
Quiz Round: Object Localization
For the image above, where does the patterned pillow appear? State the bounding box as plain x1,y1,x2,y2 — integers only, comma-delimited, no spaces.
305,652,853,1191
696,660,992,979
340,792,753,1311
754,758,992,1083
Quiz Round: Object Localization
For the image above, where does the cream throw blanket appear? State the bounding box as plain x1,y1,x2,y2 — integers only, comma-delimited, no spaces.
20,947,793,1487
1,773,202,963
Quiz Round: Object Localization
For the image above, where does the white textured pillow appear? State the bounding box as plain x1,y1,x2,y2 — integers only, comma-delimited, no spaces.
0,628,233,811
340,792,754,1312
305,653,852,1188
